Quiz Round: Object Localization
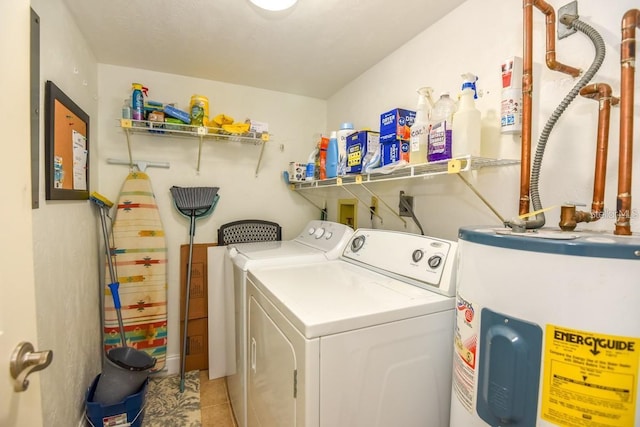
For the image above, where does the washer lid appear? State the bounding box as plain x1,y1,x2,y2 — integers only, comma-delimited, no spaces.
248,260,454,339
229,240,326,270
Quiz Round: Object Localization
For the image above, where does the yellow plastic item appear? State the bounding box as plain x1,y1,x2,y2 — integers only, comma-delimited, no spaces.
222,123,251,134
212,114,234,127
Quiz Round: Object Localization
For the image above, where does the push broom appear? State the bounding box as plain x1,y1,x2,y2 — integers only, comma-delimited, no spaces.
170,186,220,392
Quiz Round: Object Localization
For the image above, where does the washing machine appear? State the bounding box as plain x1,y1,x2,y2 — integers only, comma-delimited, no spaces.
450,226,640,427
225,220,354,427
245,228,458,427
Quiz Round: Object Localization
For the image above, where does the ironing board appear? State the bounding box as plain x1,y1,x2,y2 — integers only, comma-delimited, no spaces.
104,171,167,371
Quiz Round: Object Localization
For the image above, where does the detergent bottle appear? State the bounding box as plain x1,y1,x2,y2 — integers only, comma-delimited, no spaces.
427,92,456,162
326,131,339,178
336,122,354,176
409,87,434,165
452,74,481,158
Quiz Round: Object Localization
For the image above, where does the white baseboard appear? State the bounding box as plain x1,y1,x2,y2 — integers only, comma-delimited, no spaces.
149,354,180,377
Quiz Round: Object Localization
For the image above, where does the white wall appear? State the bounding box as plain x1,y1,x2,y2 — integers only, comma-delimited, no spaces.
97,65,324,372
30,0,101,425
327,0,639,240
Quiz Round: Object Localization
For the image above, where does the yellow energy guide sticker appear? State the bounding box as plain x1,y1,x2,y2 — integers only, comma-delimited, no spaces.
542,325,639,427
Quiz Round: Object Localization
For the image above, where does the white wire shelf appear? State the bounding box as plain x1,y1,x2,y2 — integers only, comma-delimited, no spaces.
118,119,269,145
117,118,269,175
290,156,520,189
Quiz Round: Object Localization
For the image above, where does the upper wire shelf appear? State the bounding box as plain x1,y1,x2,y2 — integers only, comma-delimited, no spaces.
118,119,269,145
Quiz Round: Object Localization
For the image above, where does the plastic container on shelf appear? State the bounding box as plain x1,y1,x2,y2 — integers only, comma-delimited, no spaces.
189,95,209,126
131,83,144,121
122,99,132,119
452,75,481,158
336,122,354,176
326,131,339,178
409,87,433,165
428,92,456,162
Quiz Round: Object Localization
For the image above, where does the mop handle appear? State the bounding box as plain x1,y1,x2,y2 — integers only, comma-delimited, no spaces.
108,282,127,347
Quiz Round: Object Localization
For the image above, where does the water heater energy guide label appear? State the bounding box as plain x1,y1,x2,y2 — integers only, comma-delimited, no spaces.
541,325,639,427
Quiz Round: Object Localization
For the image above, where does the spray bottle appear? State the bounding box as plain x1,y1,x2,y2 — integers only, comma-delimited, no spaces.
131,83,145,121
452,73,481,158
409,87,434,165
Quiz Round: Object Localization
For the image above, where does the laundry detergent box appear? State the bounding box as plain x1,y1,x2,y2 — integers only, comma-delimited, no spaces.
380,108,415,143
346,130,380,174
381,138,410,166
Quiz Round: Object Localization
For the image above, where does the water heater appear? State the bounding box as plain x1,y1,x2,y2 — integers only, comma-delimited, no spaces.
450,226,640,427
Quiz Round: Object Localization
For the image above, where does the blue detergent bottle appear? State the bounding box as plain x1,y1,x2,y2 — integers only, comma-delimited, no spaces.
326,131,339,178
131,83,144,121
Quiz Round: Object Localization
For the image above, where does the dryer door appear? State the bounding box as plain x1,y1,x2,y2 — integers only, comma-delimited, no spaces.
247,295,297,427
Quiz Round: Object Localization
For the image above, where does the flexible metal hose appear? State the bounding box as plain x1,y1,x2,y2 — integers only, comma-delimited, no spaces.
520,16,606,229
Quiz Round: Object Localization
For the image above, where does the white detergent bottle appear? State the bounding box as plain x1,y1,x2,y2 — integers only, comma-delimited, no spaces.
409,87,434,165
452,74,481,158
336,122,354,176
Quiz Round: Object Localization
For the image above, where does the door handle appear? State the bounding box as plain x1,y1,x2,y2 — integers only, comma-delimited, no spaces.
10,341,53,392
251,337,257,373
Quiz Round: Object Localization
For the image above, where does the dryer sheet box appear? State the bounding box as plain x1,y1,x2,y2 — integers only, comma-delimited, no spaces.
379,108,415,143
346,130,380,174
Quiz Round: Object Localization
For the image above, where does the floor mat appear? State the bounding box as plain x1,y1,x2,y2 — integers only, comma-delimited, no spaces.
144,370,201,426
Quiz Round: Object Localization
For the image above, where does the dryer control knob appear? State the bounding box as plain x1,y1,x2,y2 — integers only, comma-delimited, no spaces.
412,250,424,262
325,232,333,240
228,247,238,258
314,228,325,239
428,255,442,269
308,227,316,235
351,235,366,252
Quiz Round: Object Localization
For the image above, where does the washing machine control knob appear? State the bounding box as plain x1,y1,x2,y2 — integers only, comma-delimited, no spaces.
427,255,442,269
412,249,424,262
308,227,316,235
314,228,325,239
351,235,366,252
325,231,333,240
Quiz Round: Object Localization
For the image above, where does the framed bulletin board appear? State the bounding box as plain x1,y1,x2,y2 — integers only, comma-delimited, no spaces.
44,80,90,200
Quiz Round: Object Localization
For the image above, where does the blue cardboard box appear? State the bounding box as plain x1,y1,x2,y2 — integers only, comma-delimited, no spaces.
346,130,380,174
381,139,402,166
380,108,415,143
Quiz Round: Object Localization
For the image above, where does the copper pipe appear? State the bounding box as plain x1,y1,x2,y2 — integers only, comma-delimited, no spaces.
520,0,534,216
616,9,640,236
533,0,582,77
559,205,592,231
570,83,619,227
519,0,582,217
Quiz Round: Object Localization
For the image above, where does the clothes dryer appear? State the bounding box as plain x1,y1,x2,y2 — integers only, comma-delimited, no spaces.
245,228,458,427
225,220,353,427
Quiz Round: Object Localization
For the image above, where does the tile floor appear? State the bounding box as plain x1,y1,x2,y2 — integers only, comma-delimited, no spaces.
199,370,237,426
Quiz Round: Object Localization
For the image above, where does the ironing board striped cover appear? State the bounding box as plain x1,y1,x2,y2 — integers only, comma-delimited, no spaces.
104,171,167,371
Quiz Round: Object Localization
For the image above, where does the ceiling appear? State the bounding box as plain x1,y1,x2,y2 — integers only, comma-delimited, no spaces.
62,0,466,99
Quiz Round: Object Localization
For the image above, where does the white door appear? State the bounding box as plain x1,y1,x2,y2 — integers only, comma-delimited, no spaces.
0,1,45,426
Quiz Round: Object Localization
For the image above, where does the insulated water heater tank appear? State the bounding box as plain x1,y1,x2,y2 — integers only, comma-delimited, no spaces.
450,226,640,427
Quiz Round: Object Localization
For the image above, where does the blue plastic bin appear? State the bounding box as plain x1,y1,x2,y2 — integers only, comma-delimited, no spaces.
85,374,148,427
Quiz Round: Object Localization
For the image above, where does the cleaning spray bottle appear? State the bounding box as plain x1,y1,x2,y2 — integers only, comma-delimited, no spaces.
409,87,434,165
452,73,481,158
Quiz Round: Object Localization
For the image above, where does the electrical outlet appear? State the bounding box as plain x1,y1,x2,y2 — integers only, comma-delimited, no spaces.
399,191,413,217
370,197,378,213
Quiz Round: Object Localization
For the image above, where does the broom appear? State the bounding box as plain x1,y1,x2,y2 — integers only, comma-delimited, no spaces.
170,186,219,392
